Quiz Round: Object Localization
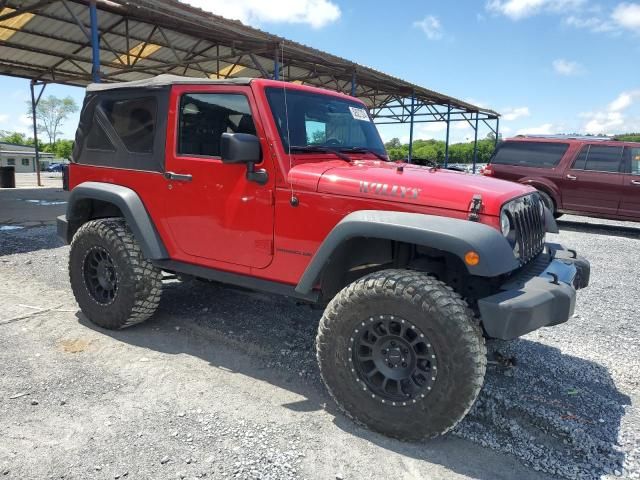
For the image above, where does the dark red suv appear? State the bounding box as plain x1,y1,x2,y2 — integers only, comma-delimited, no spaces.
483,135,640,221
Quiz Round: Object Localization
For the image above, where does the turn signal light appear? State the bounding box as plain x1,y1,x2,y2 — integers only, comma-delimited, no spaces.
464,251,480,266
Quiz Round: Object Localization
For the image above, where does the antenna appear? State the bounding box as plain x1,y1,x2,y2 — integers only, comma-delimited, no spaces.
280,41,297,206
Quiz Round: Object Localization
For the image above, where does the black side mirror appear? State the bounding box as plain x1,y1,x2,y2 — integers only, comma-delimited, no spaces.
220,132,261,164
220,132,268,185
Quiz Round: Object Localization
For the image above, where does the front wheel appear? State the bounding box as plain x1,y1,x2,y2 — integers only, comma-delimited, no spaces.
316,269,486,441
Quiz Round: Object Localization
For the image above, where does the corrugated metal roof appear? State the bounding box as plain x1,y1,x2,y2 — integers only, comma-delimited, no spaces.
0,0,499,119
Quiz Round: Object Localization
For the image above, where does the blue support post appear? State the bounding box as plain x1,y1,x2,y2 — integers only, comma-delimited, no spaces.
408,93,415,164
89,1,100,83
494,117,500,149
472,113,479,173
444,105,451,168
273,45,279,80
350,71,356,97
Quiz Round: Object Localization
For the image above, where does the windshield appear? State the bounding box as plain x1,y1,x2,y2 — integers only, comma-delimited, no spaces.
265,87,387,157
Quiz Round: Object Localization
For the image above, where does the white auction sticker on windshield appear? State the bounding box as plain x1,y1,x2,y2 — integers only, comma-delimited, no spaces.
349,106,370,122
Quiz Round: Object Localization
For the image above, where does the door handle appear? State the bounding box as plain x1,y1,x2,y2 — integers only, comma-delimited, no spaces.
632,180,640,185
164,171,192,182
566,174,577,180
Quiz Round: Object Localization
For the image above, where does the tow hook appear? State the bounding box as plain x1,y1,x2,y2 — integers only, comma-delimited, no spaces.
468,194,483,222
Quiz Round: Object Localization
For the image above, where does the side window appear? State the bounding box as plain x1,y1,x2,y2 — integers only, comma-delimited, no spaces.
178,93,256,157
626,147,640,175
87,97,157,153
6,158,15,166
571,146,589,170
490,141,568,168
21,158,30,166
584,145,624,173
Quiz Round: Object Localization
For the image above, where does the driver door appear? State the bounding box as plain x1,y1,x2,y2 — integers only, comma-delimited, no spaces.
163,85,274,268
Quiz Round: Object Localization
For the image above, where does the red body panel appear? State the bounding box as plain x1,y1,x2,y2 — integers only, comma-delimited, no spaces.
69,79,533,286
486,137,640,221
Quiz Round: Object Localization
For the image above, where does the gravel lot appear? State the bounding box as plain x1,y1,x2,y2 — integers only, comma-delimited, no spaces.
0,192,638,479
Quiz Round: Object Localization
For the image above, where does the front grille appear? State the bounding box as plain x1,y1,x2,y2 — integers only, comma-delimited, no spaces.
505,194,546,265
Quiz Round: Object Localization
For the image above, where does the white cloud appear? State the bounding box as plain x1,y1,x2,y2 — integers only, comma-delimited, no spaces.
486,0,585,20
182,0,341,29
564,14,615,32
413,15,443,40
502,106,530,121
581,89,640,134
516,123,555,135
0,114,8,124
552,58,584,76
611,2,640,30
19,114,31,126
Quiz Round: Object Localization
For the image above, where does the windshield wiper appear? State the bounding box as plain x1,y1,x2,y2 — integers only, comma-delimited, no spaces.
337,147,389,162
289,145,351,162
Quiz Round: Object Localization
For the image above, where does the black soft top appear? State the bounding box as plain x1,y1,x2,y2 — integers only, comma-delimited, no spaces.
86,74,252,92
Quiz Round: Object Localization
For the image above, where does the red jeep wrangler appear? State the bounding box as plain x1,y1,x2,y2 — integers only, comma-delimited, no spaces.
58,75,590,440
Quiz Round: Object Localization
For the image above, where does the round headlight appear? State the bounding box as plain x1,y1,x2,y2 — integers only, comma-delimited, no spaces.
500,211,511,236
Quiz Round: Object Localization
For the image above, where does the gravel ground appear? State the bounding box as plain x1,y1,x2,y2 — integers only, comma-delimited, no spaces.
0,214,638,479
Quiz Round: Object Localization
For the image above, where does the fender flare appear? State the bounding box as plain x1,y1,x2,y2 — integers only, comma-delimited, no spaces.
66,181,168,260
295,210,520,295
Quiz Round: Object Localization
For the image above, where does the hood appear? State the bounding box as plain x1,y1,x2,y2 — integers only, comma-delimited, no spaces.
289,159,534,215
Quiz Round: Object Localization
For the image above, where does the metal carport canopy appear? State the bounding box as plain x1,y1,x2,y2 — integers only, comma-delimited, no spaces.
0,0,500,166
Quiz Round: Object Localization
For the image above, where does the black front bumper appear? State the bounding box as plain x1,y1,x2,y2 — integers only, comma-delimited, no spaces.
479,244,590,340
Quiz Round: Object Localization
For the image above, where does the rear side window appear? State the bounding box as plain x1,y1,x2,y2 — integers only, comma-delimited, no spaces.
572,145,623,173
178,93,256,158
490,141,568,168
86,97,157,154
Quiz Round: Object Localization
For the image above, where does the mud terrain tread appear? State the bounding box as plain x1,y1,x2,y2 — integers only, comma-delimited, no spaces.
69,218,162,329
316,269,486,441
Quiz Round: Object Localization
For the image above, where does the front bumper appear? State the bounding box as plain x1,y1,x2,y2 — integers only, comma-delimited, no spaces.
479,243,590,340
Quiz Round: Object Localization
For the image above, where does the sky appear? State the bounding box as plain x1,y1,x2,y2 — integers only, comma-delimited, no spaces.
2,0,640,145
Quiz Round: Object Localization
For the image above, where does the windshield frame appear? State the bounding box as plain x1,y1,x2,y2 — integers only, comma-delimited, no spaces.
264,86,388,159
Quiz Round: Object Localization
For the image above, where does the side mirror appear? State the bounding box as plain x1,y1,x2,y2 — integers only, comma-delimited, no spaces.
220,132,261,164
220,132,268,185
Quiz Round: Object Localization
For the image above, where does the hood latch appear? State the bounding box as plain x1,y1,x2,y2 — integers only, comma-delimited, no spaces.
468,194,483,222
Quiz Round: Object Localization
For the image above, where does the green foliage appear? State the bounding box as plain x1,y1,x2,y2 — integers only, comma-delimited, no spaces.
383,136,497,165
614,133,640,142
0,130,34,146
26,95,79,145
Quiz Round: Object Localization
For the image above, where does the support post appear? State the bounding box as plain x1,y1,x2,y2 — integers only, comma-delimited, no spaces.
444,105,451,168
89,0,100,83
472,112,479,174
494,117,500,149
30,80,46,187
350,70,356,97
408,92,415,164
273,44,279,80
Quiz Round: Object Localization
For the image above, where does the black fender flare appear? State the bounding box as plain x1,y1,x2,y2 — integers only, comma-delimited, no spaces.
295,210,520,295
65,181,168,260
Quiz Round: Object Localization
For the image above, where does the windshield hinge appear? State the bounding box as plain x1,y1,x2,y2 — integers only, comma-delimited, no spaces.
468,194,483,222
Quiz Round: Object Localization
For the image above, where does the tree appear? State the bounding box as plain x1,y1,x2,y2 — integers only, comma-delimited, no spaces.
54,139,74,160
26,95,79,145
0,130,34,146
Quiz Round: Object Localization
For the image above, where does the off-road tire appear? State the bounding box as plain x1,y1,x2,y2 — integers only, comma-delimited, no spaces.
69,218,162,329
538,190,563,219
316,269,486,441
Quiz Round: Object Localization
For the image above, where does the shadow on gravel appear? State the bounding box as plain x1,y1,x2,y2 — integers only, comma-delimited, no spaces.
558,219,640,240
0,225,65,256
78,279,629,480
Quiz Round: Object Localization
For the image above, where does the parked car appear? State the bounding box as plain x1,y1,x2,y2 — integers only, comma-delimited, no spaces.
46,162,64,172
57,75,589,441
482,135,640,221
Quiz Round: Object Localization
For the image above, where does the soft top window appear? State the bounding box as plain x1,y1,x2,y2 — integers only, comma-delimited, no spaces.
491,141,568,168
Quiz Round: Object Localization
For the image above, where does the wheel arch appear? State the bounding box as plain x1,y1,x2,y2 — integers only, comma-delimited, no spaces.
518,178,561,207
65,182,168,260
295,210,519,296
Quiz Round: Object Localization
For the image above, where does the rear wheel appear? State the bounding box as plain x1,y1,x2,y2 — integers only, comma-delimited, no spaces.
69,218,162,329
316,269,486,441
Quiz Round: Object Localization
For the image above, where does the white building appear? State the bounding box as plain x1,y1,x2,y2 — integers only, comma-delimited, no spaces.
0,143,56,173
